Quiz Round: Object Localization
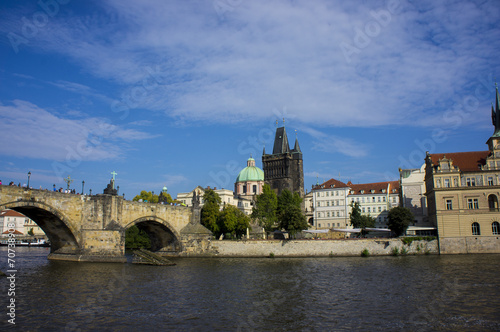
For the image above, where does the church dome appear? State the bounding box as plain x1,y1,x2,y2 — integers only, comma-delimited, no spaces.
236,157,264,182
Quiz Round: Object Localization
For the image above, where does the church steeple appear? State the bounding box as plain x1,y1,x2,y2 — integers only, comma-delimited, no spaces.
292,130,301,153
493,83,500,138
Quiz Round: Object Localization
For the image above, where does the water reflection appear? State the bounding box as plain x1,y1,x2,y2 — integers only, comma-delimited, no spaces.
1,248,499,331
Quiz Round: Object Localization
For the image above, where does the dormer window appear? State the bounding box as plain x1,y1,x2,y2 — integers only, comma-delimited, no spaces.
370,189,375,193
382,189,386,193
360,190,364,194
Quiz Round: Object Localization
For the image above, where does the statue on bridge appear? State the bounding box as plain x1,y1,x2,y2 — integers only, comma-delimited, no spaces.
103,171,119,195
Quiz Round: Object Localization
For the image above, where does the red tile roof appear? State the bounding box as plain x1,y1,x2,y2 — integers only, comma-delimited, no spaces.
0,210,26,218
429,151,490,172
348,181,400,195
312,178,349,190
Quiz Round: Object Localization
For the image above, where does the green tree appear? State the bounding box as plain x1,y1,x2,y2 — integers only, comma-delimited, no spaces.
201,189,222,236
277,189,308,238
125,225,151,249
350,201,376,236
133,190,159,203
251,184,278,232
158,192,173,204
388,206,414,237
219,205,250,239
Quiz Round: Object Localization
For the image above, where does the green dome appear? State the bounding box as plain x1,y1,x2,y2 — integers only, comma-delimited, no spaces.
236,158,264,182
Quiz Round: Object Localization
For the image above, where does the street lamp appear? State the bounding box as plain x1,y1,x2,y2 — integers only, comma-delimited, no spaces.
82,181,85,195
27,171,31,189
89,189,92,196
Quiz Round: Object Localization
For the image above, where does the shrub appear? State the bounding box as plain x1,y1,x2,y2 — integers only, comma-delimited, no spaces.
400,246,409,256
329,251,334,257
361,249,370,257
392,247,399,256
269,252,275,258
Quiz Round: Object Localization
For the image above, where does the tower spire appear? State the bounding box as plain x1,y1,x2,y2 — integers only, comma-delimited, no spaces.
493,82,500,137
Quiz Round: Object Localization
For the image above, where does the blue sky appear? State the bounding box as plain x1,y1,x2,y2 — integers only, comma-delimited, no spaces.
1,0,499,199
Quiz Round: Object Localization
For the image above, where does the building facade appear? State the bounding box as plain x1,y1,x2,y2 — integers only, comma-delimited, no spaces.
176,186,254,215
425,86,500,253
347,181,400,229
311,179,350,229
0,209,45,237
262,124,304,198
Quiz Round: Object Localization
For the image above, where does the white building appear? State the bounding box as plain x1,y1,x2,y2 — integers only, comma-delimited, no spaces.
399,165,435,235
176,186,254,215
347,181,400,229
0,210,45,237
311,179,351,229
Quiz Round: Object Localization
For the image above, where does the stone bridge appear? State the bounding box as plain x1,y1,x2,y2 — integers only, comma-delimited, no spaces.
0,185,212,262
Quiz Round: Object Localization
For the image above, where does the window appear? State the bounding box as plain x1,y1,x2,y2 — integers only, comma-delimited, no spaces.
326,212,330,217
466,178,476,187
367,207,371,213
393,197,397,203
318,223,321,228
253,185,257,193
378,197,381,202
436,180,441,188
489,195,499,211
383,197,386,202
317,202,321,207
446,200,453,210
337,211,340,217
326,201,330,207
327,223,330,227
243,185,247,193
336,191,339,196
378,206,382,212
472,222,480,235
444,179,450,187
488,177,494,186
362,207,365,213
468,198,479,209
492,222,500,235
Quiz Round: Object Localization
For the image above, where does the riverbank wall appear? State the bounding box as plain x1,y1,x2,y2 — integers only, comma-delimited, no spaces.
202,238,439,257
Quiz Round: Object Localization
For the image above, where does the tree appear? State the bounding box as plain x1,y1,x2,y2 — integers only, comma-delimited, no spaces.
350,202,376,236
158,192,173,204
251,184,278,232
201,189,222,236
219,205,250,239
388,207,413,237
133,190,159,203
125,225,151,249
277,189,308,238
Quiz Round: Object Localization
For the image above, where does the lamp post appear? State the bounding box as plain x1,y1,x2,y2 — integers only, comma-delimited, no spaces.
27,171,31,189
89,189,92,196
82,181,85,195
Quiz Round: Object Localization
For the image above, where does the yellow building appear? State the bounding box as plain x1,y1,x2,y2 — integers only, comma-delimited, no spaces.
425,87,500,254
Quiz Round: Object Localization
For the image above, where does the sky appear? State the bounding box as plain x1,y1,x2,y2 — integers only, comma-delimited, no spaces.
1,0,499,199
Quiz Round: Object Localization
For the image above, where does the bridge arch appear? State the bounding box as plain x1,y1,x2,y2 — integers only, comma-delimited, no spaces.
126,216,183,254
0,200,80,254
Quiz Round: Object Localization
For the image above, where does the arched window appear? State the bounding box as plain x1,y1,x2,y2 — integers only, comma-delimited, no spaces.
488,195,499,211
492,222,500,235
472,222,481,236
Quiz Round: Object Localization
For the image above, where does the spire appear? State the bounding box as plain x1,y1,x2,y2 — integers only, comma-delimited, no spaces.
272,126,290,154
492,83,500,137
293,130,301,153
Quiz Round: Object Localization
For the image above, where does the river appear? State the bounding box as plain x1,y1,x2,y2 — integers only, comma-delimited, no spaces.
1,247,499,331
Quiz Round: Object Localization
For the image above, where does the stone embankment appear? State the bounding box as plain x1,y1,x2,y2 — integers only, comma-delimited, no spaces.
208,238,438,257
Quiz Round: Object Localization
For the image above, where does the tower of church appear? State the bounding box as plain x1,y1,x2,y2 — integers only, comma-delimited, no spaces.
262,121,304,198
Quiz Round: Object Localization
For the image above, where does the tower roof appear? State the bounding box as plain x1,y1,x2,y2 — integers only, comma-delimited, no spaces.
492,83,500,137
272,127,290,154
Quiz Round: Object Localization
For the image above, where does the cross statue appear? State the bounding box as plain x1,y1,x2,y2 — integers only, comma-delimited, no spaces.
64,175,73,190
111,171,117,189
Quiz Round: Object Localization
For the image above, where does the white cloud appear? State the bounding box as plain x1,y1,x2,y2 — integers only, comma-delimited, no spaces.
3,0,499,128
0,100,155,161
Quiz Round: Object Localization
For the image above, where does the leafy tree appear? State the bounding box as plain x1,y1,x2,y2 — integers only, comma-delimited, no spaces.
201,189,222,236
158,192,173,204
251,184,278,232
388,206,413,237
125,225,151,249
350,201,376,236
277,189,308,238
133,190,159,203
219,205,250,239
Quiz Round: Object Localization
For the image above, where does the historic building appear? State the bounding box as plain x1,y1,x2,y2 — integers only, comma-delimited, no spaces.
234,156,265,198
262,123,304,198
347,181,400,229
425,86,500,254
311,179,350,230
176,186,254,215
0,209,45,237
399,165,435,235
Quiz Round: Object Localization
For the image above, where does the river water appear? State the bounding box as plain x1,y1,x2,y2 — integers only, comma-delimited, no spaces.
1,247,499,331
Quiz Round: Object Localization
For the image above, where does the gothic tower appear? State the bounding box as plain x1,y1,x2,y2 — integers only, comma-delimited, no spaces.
262,122,304,198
